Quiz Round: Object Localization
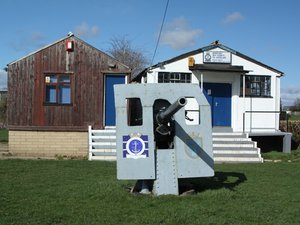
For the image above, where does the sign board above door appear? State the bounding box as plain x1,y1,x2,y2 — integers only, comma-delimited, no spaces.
203,51,231,64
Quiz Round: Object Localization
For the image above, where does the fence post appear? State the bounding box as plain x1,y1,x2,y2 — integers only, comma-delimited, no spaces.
285,113,289,132
243,113,245,133
88,125,92,160
286,114,289,132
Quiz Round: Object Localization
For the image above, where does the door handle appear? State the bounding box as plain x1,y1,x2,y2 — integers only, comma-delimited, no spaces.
215,102,218,107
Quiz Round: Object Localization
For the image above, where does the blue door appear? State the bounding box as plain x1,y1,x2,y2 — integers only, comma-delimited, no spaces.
203,83,232,127
105,75,125,126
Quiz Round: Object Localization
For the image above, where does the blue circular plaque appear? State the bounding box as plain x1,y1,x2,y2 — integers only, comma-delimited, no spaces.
126,137,145,156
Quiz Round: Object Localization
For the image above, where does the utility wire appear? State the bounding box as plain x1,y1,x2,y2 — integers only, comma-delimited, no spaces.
151,0,170,65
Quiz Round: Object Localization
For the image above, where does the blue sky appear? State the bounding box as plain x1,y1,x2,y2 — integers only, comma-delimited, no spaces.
0,0,299,105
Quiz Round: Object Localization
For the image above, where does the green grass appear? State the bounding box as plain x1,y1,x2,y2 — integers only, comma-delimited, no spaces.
262,149,300,162
0,128,8,142
288,114,300,121
1,160,300,225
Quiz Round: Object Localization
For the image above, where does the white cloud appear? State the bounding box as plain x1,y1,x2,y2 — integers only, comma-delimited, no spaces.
74,22,100,38
160,17,204,49
0,70,7,90
281,86,300,106
222,12,244,25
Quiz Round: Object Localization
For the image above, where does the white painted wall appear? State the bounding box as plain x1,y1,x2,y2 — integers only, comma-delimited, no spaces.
143,48,282,133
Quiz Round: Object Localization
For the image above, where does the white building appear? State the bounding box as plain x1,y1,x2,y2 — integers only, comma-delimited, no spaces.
134,41,283,135
88,41,291,162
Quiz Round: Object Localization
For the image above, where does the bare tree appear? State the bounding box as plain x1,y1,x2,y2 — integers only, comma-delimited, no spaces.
290,98,300,111
108,36,150,78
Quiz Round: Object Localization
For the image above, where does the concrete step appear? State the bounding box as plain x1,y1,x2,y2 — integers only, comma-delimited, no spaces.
213,146,259,151
214,150,259,155
212,132,245,136
213,138,250,142
212,132,262,163
104,126,116,130
213,143,256,148
214,152,258,158
214,157,263,163
213,137,253,141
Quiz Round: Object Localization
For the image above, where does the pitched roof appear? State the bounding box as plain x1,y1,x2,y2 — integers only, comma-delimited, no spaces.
133,41,283,80
8,34,72,65
7,33,130,70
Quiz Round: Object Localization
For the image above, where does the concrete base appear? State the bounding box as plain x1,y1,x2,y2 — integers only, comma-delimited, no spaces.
283,133,292,153
249,131,292,153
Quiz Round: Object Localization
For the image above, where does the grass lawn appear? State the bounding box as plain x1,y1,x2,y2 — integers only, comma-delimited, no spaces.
262,149,300,162
288,114,300,121
0,128,8,142
0,160,299,225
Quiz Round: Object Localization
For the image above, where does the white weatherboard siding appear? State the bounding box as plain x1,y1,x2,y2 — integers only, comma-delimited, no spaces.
142,45,282,133
232,54,281,132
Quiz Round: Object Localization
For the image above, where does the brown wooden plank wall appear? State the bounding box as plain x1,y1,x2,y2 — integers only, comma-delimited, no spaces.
8,36,130,131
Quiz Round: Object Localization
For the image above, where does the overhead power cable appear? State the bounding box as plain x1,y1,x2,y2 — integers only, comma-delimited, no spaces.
151,0,170,65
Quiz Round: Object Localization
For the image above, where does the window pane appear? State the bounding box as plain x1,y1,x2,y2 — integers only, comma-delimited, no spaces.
158,72,170,83
158,72,191,83
266,78,271,96
163,73,169,83
170,73,174,80
252,82,260,96
46,85,56,103
59,75,70,83
49,75,57,83
45,74,72,104
59,84,71,104
158,75,163,83
186,73,191,83
242,75,271,97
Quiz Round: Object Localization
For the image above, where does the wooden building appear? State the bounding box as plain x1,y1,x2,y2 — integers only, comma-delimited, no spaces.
7,33,130,158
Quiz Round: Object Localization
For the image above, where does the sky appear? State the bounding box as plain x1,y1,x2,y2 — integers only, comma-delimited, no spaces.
0,0,299,106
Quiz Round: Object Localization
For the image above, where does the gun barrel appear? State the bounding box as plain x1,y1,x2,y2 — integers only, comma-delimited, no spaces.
156,97,187,124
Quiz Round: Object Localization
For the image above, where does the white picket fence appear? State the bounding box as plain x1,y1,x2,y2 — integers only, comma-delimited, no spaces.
88,126,117,161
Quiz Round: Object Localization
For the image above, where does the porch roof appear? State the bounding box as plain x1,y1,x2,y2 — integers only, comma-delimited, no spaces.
189,64,250,73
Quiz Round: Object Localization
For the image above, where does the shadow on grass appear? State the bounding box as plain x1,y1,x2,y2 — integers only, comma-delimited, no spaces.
179,171,247,194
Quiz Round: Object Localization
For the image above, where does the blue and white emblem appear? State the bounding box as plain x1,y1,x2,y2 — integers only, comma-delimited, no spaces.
123,133,149,159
